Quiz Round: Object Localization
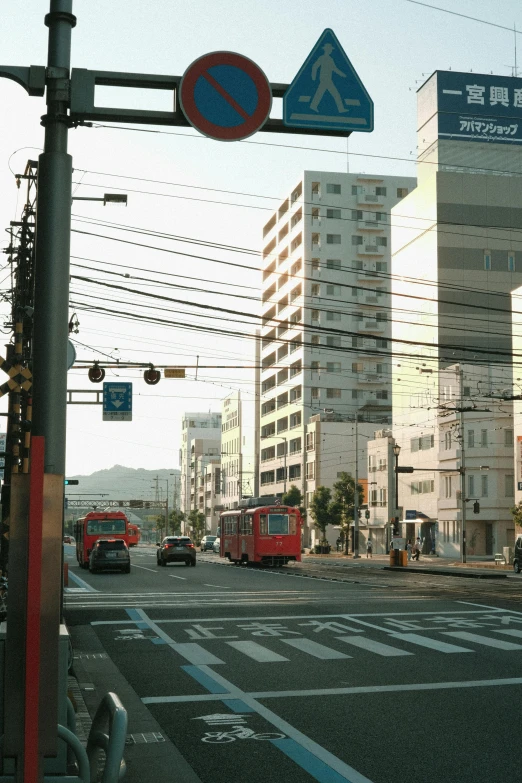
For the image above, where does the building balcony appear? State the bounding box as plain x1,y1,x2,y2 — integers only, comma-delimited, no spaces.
357,244,385,256
356,193,384,207
359,374,385,384
357,320,386,332
357,220,385,231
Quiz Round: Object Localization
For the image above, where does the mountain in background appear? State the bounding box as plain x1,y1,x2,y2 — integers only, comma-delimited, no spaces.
66,464,181,503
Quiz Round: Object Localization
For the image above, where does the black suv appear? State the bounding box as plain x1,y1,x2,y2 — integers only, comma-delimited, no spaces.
89,538,131,574
157,536,196,567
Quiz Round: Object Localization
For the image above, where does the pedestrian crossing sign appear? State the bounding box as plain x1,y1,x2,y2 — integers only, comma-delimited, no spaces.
283,29,374,133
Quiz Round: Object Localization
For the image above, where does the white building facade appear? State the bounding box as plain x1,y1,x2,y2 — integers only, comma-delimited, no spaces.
221,390,259,510
259,170,416,506
179,412,222,517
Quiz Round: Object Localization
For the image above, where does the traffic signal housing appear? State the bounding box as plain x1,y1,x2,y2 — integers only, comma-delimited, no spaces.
473,501,480,514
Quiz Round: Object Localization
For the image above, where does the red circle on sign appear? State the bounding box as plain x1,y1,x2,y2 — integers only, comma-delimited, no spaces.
180,51,272,142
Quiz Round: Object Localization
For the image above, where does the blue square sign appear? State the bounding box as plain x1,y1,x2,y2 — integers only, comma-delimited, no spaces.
103,382,132,422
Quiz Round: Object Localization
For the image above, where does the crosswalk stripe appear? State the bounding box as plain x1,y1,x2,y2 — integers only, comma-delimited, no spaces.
280,638,351,660
495,629,522,639
337,635,413,657
443,631,522,650
226,641,289,662
391,633,473,653
169,643,224,665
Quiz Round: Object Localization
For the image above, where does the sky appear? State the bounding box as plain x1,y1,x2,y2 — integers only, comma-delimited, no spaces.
1,0,522,476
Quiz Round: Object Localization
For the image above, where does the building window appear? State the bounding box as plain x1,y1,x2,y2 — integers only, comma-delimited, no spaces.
326,259,341,270
326,336,341,347
411,435,435,452
352,363,363,373
481,475,488,497
311,335,320,345
306,462,315,479
326,284,341,296
444,476,452,498
505,428,514,447
468,430,474,448
444,431,452,450
326,388,341,398
508,252,516,272
326,311,341,321
376,261,387,272
484,250,491,271
468,474,475,497
376,237,388,247
505,474,514,497
326,362,341,373
311,361,319,372
376,187,387,196
397,187,408,198
351,185,362,195
311,284,320,296
327,234,341,244
376,390,388,399
352,389,363,399
311,387,319,399
352,235,363,245
326,183,341,194
352,209,363,220
306,432,315,450
311,309,319,321
327,208,342,219
291,260,302,276
311,182,320,196
311,258,320,270
481,429,488,447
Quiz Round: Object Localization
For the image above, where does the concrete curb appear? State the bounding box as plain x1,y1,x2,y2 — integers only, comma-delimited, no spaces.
383,566,507,579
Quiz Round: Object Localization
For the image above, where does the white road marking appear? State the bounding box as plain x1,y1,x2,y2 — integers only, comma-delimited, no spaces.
168,575,187,580
391,633,473,653
203,584,231,589
444,631,522,650
495,629,522,639
170,643,224,665
337,636,413,657
280,638,350,660
227,641,289,662
132,565,158,573
143,676,522,704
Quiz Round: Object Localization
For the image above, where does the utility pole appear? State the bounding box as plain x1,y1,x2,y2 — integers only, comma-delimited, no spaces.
353,413,360,559
458,367,467,563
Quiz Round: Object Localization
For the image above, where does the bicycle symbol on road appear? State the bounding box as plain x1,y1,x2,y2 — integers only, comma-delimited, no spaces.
201,726,285,744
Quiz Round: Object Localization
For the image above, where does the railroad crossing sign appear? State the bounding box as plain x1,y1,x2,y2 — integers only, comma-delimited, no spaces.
283,28,374,132
179,51,272,141
0,355,32,398
102,382,132,422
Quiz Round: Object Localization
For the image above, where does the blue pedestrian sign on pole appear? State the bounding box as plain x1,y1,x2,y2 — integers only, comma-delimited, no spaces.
283,29,373,133
103,382,132,422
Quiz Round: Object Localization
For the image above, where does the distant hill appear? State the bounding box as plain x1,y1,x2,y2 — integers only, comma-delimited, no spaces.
65,464,181,504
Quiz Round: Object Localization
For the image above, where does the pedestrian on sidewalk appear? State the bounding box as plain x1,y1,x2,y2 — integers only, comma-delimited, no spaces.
366,538,373,558
412,537,421,561
406,539,412,561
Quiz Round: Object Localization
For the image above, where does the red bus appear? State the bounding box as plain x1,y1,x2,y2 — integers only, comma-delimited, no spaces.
74,511,129,569
220,498,302,566
128,523,141,547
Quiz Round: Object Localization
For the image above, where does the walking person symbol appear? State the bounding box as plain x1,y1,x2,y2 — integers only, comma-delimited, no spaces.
310,43,348,114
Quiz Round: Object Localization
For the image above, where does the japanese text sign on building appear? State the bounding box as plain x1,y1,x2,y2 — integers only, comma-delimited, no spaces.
435,71,522,145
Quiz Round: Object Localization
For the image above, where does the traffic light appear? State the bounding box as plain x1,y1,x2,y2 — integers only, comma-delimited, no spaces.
365,509,370,520
144,366,161,385
473,501,480,514
391,517,399,535
64,479,79,485
88,363,105,383
357,508,361,519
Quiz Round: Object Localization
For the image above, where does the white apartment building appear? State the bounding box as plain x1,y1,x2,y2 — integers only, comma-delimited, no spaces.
221,390,259,510
366,428,398,553
259,170,416,504
179,412,222,517
203,459,221,535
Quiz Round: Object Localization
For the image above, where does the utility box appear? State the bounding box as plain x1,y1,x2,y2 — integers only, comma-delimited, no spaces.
503,546,513,565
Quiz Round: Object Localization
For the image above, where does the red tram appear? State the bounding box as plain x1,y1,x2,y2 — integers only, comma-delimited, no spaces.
219,497,302,566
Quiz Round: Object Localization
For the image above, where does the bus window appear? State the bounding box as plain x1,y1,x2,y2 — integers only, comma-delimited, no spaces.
259,514,267,535
225,516,237,535
86,518,126,536
289,514,297,535
268,513,289,535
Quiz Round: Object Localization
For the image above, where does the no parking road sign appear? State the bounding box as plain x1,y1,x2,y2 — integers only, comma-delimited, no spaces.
180,51,272,141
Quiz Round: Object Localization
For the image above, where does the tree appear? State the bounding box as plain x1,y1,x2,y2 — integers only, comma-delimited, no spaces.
309,486,336,543
187,510,206,543
511,500,522,531
282,484,306,520
169,509,185,535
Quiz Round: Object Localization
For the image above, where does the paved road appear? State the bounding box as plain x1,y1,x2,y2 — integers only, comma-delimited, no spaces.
64,545,522,783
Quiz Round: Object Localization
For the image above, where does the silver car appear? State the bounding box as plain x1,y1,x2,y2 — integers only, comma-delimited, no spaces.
200,535,217,552
212,537,220,554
